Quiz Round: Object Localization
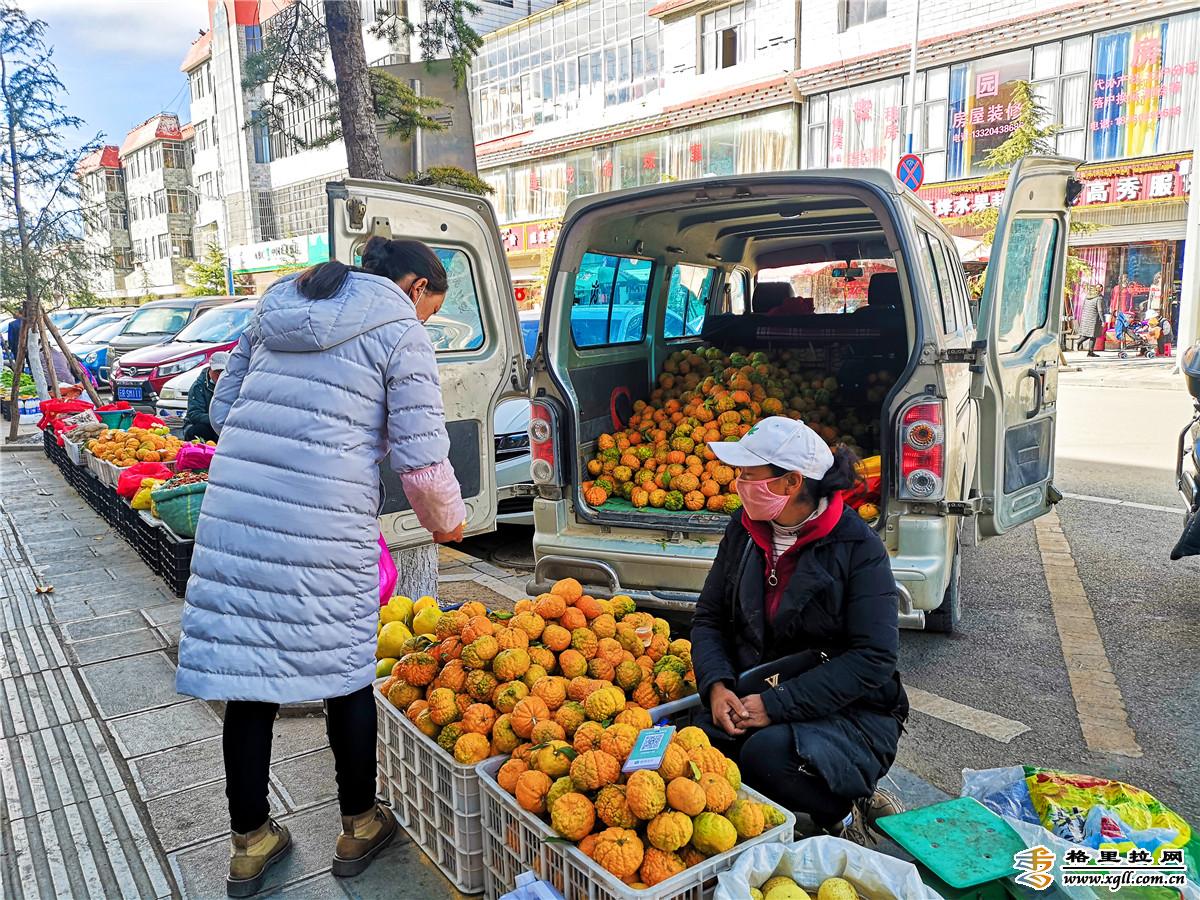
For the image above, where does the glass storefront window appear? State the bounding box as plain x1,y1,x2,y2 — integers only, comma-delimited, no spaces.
1088,11,1199,161
946,48,1032,179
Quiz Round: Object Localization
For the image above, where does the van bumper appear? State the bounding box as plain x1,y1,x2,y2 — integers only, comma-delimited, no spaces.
531,501,955,629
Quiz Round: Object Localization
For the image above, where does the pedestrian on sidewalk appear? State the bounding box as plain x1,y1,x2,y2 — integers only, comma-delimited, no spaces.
1077,283,1107,357
689,417,909,845
175,237,468,897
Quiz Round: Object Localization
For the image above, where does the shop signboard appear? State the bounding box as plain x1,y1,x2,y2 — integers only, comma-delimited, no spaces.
946,48,1033,179
500,220,561,257
917,152,1191,221
230,233,329,274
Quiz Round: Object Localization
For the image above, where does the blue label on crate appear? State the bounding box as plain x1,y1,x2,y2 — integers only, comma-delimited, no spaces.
621,726,675,773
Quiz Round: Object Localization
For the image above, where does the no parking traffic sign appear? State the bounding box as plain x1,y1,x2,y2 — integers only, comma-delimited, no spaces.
897,154,924,191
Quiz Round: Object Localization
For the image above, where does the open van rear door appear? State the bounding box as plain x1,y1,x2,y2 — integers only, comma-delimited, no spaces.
975,157,1078,537
327,179,526,549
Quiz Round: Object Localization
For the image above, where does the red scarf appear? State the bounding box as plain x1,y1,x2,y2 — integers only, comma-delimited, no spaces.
743,491,845,621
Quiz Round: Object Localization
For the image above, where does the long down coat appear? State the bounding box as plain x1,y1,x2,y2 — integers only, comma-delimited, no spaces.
176,272,450,704
690,506,909,802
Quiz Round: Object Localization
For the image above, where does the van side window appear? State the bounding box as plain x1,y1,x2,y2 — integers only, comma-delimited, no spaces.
947,245,974,328
996,218,1059,354
664,264,715,339
921,231,957,334
427,248,485,352
936,240,962,334
570,252,654,348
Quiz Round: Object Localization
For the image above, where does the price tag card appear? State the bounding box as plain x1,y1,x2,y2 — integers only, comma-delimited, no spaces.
621,726,675,773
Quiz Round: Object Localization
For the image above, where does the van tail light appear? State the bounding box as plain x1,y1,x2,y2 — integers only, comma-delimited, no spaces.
529,398,562,486
899,401,945,500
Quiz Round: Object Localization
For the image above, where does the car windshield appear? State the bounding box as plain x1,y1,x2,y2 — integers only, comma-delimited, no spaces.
121,306,192,336
67,315,122,339
50,311,84,330
173,307,252,343
87,319,130,343
520,319,539,358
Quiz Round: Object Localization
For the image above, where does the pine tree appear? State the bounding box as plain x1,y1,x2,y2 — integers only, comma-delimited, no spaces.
185,241,231,296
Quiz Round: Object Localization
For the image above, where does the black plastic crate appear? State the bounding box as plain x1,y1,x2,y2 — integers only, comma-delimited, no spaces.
43,428,55,458
131,513,160,570
159,533,193,597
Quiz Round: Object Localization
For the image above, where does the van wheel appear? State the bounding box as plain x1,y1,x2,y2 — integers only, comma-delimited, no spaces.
924,547,960,633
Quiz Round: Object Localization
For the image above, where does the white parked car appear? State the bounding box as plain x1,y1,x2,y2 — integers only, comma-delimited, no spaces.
155,365,206,429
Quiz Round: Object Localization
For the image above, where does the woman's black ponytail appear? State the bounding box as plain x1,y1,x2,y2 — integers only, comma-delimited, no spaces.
361,236,449,293
292,237,448,301
295,261,355,300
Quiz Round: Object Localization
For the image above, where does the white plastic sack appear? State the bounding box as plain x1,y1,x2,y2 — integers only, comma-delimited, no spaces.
714,836,943,900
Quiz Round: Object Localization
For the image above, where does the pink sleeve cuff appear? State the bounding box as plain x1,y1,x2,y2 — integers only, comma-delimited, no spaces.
400,459,466,534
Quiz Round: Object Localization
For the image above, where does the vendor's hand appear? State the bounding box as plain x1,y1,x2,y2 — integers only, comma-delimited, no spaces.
431,523,464,544
710,683,748,736
738,693,771,729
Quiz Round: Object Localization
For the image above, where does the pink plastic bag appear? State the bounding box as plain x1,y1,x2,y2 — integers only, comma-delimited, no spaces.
176,444,217,471
378,535,397,607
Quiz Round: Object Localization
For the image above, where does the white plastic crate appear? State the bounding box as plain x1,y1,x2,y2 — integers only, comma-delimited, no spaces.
374,676,504,893
476,750,795,900
63,437,86,466
85,452,121,488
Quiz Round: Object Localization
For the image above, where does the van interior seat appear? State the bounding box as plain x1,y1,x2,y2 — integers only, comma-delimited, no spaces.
751,281,794,314
856,271,901,312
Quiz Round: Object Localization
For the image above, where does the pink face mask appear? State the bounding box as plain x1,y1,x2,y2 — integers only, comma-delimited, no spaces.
735,474,796,522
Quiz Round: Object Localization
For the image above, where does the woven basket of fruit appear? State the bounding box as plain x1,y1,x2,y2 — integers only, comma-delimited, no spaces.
150,471,209,538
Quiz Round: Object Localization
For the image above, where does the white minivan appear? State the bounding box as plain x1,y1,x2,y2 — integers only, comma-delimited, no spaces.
327,157,1079,633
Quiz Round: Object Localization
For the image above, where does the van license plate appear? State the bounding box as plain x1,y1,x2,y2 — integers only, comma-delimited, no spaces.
117,385,143,401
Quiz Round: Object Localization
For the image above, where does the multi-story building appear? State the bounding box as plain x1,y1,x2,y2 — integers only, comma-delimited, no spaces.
182,0,555,292
471,0,1197,330
76,146,133,298
120,114,196,297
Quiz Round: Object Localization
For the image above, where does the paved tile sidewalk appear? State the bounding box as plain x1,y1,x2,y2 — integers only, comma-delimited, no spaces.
0,453,481,899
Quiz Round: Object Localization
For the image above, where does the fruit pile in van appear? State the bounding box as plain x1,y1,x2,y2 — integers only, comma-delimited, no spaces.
582,345,883,513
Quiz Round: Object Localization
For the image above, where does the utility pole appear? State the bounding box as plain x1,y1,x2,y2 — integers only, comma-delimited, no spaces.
903,0,922,154
1175,150,1198,371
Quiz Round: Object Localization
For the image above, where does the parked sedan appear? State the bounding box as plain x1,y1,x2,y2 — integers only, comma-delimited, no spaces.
110,299,254,409
70,315,132,384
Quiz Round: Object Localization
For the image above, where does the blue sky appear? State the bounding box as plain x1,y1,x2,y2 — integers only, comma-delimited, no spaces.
24,0,211,149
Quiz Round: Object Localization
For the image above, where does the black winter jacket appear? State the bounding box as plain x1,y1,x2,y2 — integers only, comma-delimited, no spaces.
183,372,218,443
690,505,909,800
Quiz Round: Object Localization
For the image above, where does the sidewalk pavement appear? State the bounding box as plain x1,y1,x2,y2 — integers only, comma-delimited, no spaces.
1,450,950,898
1060,352,1187,391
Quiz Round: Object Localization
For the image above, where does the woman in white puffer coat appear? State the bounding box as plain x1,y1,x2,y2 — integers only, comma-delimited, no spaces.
177,237,465,895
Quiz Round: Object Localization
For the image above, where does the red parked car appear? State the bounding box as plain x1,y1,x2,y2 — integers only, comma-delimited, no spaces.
110,299,257,409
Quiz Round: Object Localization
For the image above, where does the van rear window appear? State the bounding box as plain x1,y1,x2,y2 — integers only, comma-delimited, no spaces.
570,252,654,348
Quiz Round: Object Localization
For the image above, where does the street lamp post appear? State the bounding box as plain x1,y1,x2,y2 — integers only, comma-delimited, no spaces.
904,0,922,155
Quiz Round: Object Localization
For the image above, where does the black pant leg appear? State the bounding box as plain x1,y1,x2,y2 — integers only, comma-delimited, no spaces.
325,685,378,818
223,700,280,833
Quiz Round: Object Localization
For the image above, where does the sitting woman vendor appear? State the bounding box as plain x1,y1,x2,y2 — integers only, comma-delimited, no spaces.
690,416,909,841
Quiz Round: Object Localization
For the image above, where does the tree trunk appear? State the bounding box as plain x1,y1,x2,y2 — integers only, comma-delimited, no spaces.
323,0,441,595
324,0,385,180
25,329,49,402
390,544,439,605
44,312,102,405
34,312,59,399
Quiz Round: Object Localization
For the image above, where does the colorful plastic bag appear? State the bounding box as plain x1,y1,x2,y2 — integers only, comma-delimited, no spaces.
132,478,163,510
176,443,216,471
150,479,207,538
117,462,174,498
132,412,165,429
378,535,397,607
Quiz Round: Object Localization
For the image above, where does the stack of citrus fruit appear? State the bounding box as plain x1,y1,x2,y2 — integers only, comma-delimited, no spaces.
85,426,187,466
582,344,885,513
374,579,698,768
496,722,786,888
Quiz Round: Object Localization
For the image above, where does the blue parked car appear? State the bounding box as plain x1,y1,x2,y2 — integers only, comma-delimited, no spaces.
70,315,131,385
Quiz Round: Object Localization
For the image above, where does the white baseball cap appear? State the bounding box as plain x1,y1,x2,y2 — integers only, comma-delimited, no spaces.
710,416,835,479
208,352,230,372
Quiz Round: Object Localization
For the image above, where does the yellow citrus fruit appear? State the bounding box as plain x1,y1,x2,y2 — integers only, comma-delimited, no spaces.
386,596,415,628
376,621,413,659
376,658,398,678
816,878,858,900
412,606,442,636
414,595,438,615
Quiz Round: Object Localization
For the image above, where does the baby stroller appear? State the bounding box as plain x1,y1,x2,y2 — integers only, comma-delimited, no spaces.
1113,311,1158,359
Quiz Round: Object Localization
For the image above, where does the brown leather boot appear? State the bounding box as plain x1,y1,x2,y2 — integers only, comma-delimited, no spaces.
227,818,291,897
331,802,397,878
